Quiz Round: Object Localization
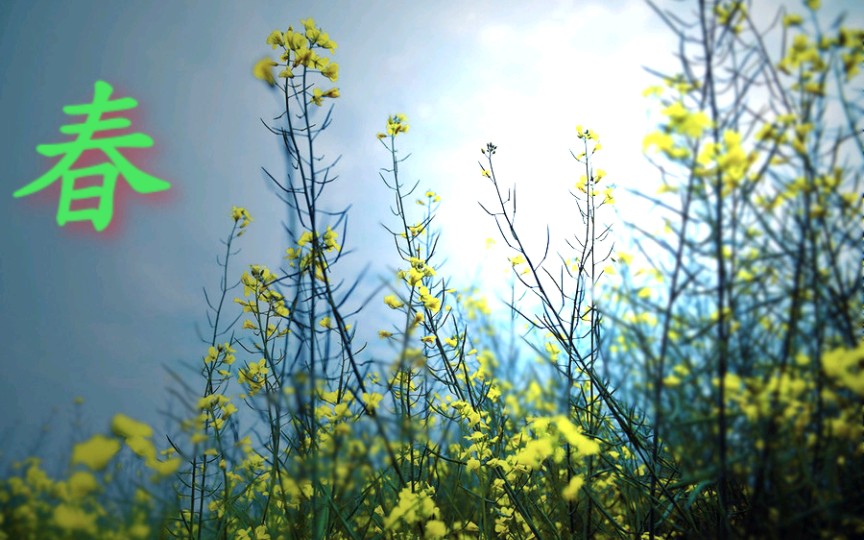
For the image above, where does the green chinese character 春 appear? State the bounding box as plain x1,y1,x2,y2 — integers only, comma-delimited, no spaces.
13,80,170,231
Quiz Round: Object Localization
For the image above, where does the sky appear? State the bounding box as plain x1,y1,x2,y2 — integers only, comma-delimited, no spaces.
1,0,860,463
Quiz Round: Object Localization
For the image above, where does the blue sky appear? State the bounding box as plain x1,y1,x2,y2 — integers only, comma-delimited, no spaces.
1,0,860,462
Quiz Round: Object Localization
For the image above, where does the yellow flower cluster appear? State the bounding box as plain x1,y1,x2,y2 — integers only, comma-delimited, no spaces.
383,294,404,309
572,125,615,205
284,226,340,281
695,130,758,193
575,124,599,141
72,434,121,471
377,113,409,139
417,285,441,314
643,131,689,160
238,358,269,397
460,289,491,321
203,341,237,369
111,414,182,479
417,190,441,205
509,254,530,275
714,345,864,455
661,101,712,139
197,392,238,430
237,525,271,540
837,27,864,80
231,206,252,236
398,256,436,287
714,1,747,34
253,18,339,106
778,34,827,77
234,264,291,319
0,454,158,538
361,391,384,412
822,342,864,397
382,483,446,538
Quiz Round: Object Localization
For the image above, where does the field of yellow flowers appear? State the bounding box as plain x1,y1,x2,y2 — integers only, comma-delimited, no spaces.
2,2,863,539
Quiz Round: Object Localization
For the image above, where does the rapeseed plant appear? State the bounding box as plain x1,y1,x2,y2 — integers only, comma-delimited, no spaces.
2,4,862,539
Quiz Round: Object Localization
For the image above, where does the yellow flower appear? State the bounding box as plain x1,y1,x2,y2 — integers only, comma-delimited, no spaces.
222,401,238,417
555,416,600,455
514,438,555,470
306,25,322,45
53,504,96,533
385,114,410,137
425,520,448,539
283,28,307,51
204,345,219,364
293,47,313,68
146,457,181,478
384,485,440,530
594,169,606,183
274,304,290,317
321,63,339,81
418,286,441,314
603,186,615,205
803,81,824,96
643,131,674,153
822,343,864,396
266,30,284,49
319,34,337,52
111,414,153,439
238,524,272,540
311,87,325,106
297,230,315,247
71,434,121,471
662,101,711,138
253,57,278,86
231,206,252,228
562,475,585,501
67,471,99,498
783,14,803,27
509,254,526,267
362,392,384,411
126,436,157,461
384,295,404,309
128,524,151,539
575,175,587,193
